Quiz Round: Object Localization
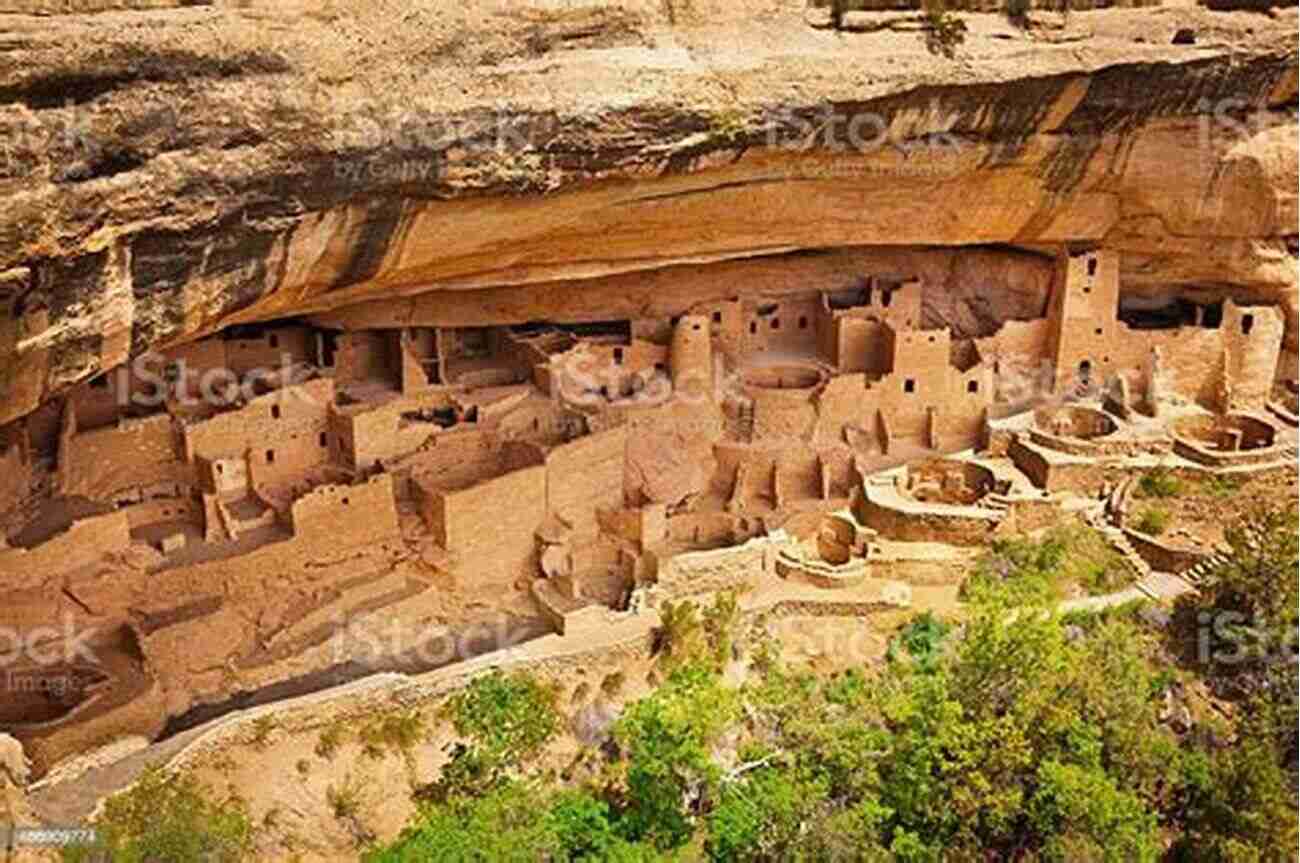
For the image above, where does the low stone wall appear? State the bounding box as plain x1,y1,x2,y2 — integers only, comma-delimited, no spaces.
1122,528,1206,574
774,548,869,588
1172,437,1287,468
656,535,778,598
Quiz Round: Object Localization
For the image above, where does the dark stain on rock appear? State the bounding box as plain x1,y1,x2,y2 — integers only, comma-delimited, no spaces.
129,214,280,352
329,198,406,292
0,47,291,110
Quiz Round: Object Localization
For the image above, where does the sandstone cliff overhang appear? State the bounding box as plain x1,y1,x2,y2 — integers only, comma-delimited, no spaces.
0,0,1295,424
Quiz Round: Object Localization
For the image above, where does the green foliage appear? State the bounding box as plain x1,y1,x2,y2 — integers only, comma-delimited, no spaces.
1199,472,1243,498
921,0,967,58
705,765,827,861
360,709,425,762
1005,0,1032,22
315,719,347,760
614,664,741,849
1134,506,1170,536
444,670,559,769
372,504,1299,862
64,767,253,863
886,612,951,671
655,599,705,671
1138,466,1183,499
967,521,1126,600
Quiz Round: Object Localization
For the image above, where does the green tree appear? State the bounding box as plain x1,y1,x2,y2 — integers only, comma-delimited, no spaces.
613,664,740,849
64,768,252,863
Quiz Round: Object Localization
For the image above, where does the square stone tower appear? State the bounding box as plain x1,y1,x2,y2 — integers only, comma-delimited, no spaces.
1048,248,1120,393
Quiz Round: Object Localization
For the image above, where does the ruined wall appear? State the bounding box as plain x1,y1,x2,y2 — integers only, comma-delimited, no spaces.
183,379,334,499
546,427,627,534
0,511,130,587
118,496,201,530
58,414,189,502
224,327,313,379
288,474,400,549
656,538,773,598
423,464,546,582
0,441,32,520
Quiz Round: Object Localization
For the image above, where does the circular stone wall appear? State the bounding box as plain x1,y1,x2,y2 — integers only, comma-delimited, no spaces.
903,459,998,506
1174,413,1276,451
1034,405,1118,440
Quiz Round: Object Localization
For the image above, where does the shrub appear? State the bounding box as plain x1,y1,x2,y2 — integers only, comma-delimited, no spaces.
327,773,366,821
1200,474,1243,498
248,715,277,749
64,767,253,862
1134,507,1170,536
922,0,968,58
886,612,951,672
1138,467,1182,499
359,709,425,761
315,720,347,760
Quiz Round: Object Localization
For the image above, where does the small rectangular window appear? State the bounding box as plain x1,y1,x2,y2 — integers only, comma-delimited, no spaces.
271,405,281,419
613,347,624,366
1242,314,1254,335
712,311,722,324
266,449,275,464
269,334,279,348
904,379,916,394
319,432,328,447
798,316,808,330
967,380,978,394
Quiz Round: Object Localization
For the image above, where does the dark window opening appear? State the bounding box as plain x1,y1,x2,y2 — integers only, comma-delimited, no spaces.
881,289,893,308
654,362,666,372
613,348,624,366
771,318,780,330
1078,360,1092,384
1242,314,1255,335
967,380,979,394
749,322,758,335
712,311,722,324
268,334,279,349
1087,258,1097,277
1202,302,1224,328
342,497,350,505
317,331,339,368
271,405,281,419
904,379,916,394
1094,328,1103,336
532,418,540,431
798,316,808,330
216,464,224,475
319,432,328,447
266,449,275,464
465,406,479,423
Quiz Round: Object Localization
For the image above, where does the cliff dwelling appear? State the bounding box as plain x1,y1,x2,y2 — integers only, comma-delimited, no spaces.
0,238,1294,781
0,1,1294,851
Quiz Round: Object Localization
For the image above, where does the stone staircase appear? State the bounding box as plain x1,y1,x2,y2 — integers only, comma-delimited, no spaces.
1083,505,1197,601
977,492,1013,514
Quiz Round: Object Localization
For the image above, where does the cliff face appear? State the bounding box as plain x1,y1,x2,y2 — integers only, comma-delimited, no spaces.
1,0,1296,425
